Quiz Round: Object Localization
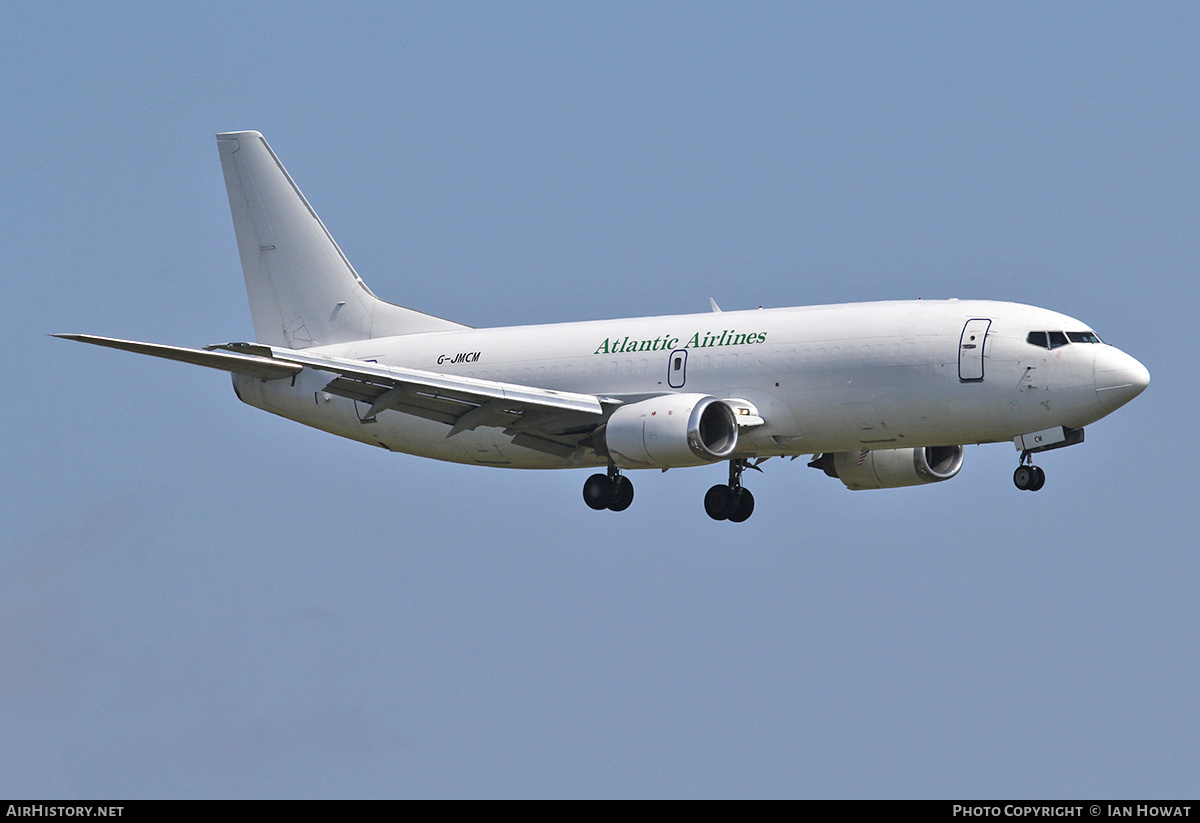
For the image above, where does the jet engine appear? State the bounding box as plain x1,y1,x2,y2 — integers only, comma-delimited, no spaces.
595,394,738,469
810,445,964,490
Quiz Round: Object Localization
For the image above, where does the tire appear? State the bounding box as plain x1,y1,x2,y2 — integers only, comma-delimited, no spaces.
608,475,635,511
704,484,735,520
728,488,755,523
1029,465,1046,492
1013,466,1033,491
583,474,615,510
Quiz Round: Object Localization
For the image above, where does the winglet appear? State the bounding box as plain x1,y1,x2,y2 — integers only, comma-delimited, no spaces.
710,298,722,313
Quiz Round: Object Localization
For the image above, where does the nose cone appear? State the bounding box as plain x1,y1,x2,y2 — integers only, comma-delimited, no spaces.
1094,346,1150,412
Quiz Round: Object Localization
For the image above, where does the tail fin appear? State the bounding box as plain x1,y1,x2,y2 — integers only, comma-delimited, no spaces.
216,131,468,348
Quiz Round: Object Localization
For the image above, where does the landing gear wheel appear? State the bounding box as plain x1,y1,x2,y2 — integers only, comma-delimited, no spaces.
728,488,755,523
1014,464,1046,492
608,475,635,511
1029,465,1046,492
583,473,615,510
704,484,735,521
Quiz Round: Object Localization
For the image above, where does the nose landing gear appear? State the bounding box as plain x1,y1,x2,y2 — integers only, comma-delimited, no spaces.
705,459,756,522
1013,453,1046,492
583,464,635,511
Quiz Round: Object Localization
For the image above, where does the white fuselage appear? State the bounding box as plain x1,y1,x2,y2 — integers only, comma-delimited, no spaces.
231,298,1146,470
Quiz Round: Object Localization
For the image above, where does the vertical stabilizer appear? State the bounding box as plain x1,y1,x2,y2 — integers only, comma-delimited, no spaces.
216,131,468,348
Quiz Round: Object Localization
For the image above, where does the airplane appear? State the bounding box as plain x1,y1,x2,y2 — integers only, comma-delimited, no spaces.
57,131,1150,522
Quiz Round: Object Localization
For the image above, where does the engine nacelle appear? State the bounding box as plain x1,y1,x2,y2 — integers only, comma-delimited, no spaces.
597,394,738,469
811,445,964,490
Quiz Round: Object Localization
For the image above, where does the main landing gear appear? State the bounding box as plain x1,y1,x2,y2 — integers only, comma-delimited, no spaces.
705,459,755,523
583,459,760,520
1013,453,1046,492
583,464,635,512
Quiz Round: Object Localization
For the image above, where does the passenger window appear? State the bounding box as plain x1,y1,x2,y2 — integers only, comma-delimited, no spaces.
1026,332,1049,349
1048,331,1069,349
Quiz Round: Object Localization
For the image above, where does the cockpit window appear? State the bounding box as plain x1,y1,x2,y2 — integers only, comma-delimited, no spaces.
1028,330,1097,349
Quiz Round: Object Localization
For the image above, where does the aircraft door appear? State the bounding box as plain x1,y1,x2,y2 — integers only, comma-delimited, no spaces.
668,349,687,388
958,318,991,382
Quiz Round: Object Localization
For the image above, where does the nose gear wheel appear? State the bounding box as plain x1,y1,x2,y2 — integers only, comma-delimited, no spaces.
1013,453,1046,492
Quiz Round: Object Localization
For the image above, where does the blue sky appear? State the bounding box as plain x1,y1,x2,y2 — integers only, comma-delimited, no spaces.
2,2,1197,798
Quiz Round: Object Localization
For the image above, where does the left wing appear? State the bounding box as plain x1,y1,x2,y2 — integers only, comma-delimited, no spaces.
56,334,611,458
213,342,611,458
53,334,303,380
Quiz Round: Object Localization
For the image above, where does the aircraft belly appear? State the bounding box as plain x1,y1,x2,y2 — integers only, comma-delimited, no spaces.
447,428,512,465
